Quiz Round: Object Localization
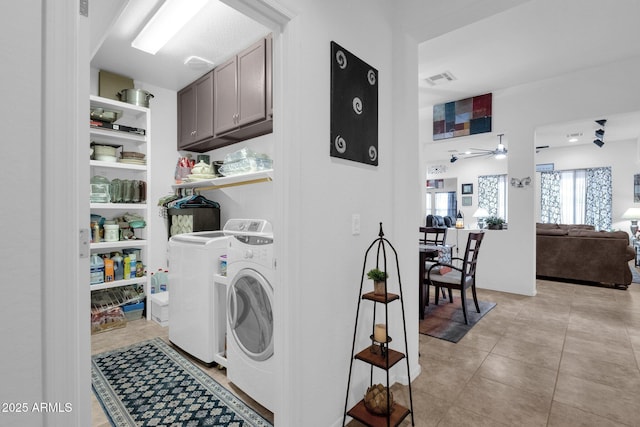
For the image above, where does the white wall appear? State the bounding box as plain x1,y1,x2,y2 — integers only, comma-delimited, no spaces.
420,55,640,296
274,1,420,425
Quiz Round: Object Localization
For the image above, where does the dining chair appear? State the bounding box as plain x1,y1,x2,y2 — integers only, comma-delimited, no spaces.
419,227,449,304
424,232,484,324
419,226,447,259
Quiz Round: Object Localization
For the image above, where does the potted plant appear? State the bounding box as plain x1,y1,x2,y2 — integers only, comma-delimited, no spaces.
485,215,505,230
367,268,389,295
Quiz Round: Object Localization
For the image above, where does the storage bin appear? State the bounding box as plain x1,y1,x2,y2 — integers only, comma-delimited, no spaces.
167,207,220,237
122,301,144,321
150,292,169,327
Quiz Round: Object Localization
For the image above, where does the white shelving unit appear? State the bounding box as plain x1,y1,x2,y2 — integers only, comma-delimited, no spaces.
172,169,273,192
89,95,151,320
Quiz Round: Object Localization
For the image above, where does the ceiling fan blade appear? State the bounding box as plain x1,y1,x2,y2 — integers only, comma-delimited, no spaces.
463,152,492,159
469,148,494,153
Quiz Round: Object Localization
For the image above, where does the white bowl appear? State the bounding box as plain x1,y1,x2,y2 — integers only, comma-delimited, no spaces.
95,154,117,162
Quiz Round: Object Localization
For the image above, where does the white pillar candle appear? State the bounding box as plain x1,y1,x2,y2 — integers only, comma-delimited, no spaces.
374,323,387,342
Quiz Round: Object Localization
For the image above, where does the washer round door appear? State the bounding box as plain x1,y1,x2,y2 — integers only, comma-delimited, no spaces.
227,268,274,361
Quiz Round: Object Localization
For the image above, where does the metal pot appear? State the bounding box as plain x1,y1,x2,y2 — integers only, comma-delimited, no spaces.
117,88,154,108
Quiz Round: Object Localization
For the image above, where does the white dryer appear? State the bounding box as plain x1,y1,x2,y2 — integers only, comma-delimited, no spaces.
225,219,275,413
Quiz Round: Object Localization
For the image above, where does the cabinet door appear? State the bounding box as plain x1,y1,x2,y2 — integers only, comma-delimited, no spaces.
177,84,197,149
265,34,272,119
195,71,214,142
238,38,266,127
214,56,238,135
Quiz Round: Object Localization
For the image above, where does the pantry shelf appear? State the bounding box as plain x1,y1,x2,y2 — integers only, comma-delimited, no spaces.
90,203,148,210
90,276,148,292
90,240,148,251
172,169,273,191
90,160,147,171
90,127,147,144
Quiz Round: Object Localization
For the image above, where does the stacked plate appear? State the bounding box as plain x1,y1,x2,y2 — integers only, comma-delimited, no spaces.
120,151,146,165
93,144,118,162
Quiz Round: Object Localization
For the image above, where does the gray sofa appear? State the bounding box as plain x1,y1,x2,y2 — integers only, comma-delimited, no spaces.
536,223,635,289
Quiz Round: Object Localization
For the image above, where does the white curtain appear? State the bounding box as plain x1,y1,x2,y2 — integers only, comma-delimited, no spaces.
540,167,610,229
478,174,507,219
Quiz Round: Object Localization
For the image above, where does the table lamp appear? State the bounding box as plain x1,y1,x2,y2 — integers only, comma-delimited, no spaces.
473,207,490,230
622,207,640,236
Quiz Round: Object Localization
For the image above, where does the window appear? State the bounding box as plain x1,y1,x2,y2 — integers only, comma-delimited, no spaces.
426,191,457,218
478,174,508,220
540,167,611,230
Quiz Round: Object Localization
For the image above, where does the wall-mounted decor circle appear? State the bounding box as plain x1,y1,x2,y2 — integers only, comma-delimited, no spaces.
352,97,363,115
335,135,347,153
336,50,347,69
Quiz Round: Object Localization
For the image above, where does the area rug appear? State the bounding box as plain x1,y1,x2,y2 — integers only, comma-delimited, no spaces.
92,337,273,427
419,297,496,343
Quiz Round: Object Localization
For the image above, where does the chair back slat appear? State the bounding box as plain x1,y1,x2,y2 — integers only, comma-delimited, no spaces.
462,232,484,278
419,226,447,246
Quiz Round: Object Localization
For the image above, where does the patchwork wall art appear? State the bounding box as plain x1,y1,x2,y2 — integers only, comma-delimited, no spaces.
433,93,492,140
330,41,379,166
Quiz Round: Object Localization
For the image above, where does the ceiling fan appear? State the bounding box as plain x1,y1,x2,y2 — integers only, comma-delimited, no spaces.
450,133,507,163
535,145,550,153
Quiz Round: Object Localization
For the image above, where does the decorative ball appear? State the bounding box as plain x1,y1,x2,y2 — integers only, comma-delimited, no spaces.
363,383,394,415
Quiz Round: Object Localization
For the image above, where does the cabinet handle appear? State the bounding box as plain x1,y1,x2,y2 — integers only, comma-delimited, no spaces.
191,130,196,136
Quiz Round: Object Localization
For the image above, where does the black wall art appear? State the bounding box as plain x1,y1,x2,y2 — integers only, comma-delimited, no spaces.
330,41,378,166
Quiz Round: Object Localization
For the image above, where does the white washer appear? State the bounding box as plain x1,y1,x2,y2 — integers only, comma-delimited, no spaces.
168,229,229,365
226,219,275,412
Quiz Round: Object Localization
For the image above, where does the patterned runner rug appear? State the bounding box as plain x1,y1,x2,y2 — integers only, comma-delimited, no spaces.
92,337,273,427
419,296,496,343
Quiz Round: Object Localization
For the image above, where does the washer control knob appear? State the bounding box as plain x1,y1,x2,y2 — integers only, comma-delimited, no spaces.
244,249,254,259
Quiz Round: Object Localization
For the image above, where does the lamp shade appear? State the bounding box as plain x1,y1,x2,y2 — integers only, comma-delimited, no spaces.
472,208,490,218
622,208,640,219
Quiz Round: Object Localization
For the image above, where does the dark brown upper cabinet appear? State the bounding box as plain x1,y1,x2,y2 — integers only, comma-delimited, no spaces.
177,34,272,153
177,71,214,151
214,37,266,135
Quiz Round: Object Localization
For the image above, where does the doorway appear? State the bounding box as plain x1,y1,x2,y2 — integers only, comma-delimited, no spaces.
43,1,292,425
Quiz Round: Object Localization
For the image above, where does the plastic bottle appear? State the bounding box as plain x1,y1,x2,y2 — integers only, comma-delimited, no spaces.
150,272,157,294
112,252,124,281
129,253,137,279
123,254,131,280
160,269,169,292
104,259,114,282
90,254,104,285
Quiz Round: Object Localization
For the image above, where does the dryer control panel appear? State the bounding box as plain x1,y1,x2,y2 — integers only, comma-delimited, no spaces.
223,219,272,235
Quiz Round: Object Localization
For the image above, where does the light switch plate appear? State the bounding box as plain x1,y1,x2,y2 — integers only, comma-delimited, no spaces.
352,214,360,235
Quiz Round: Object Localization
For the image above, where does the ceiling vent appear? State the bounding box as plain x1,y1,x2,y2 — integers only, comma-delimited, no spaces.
424,71,456,86
184,56,214,70
428,165,447,174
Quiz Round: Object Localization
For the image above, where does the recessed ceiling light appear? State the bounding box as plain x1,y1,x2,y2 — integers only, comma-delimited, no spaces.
132,0,209,55
566,132,582,143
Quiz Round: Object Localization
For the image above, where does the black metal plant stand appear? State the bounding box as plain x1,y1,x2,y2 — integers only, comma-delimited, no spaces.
343,223,414,427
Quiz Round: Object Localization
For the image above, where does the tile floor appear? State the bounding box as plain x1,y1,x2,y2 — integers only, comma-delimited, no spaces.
93,278,640,426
